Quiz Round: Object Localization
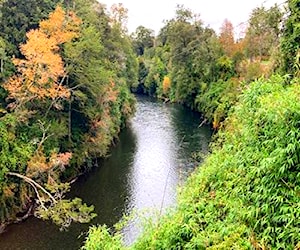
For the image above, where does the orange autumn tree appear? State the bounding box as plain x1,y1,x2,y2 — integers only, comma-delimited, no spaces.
162,76,171,95
3,7,96,229
219,19,236,57
4,6,81,109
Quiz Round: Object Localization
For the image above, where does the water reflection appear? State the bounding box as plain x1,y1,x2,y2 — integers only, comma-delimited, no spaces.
0,127,138,250
0,95,211,250
130,99,179,211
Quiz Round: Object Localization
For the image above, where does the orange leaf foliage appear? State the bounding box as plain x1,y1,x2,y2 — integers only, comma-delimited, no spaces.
105,81,119,103
162,76,171,94
219,19,236,57
4,6,81,106
50,152,72,167
27,149,72,177
40,6,81,44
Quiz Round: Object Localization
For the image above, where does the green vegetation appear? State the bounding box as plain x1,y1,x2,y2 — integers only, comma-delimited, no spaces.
83,0,300,249
82,226,124,250
0,0,61,57
0,1,137,228
131,4,282,127
0,0,299,248
281,0,300,76
131,75,300,249
82,76,300,249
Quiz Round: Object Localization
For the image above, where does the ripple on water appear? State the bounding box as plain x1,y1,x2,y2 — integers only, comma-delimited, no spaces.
0,95,212,249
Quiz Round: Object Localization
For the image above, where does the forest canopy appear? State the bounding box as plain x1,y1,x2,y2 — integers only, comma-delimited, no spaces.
83,1,300,249
0,0,137,228
0,0,299,249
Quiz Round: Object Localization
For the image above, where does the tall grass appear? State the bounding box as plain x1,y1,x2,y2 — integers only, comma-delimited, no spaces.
83,75,300,249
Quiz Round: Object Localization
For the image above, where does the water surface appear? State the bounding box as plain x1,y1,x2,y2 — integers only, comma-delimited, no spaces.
0,95,211,249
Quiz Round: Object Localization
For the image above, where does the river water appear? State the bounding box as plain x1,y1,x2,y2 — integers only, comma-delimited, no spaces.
0,95,211,250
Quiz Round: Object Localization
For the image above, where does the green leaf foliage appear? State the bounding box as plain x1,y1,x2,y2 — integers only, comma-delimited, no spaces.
82,225,125,250
0,114,34,222
0,1,137,227
281,0,300,76
0,0,60,56
196,78,242,126
36,197,96,231
133,75,300,249
83,75,300,249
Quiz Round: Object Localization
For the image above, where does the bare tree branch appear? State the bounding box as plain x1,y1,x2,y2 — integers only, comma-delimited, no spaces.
7,172,57,205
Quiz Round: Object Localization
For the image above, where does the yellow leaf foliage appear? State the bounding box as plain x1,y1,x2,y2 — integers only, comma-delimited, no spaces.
3,184,16,198
40,6,81,44
4,6,81,106
27,150,49,176
162,76,171,94
27,149,72,177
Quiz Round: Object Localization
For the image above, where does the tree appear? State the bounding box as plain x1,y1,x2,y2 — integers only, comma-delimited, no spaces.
219,19,235,57
244,5,282,60
0,0,60,56
110,3,128,34
3,6,81,110
0,5,96,229
132,26,155,56
7,155,96,230
136,5,223,108
163,6,201,105
0,0,136,229
144,55,166,96
281,0,300,76
62,0,136,161
103,4,138,87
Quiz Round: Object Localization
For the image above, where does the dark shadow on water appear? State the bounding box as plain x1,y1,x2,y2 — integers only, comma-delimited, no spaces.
0,95,211,250
0,128,137,250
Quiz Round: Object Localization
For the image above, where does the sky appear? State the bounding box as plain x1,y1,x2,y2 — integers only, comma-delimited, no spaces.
98,0,284,36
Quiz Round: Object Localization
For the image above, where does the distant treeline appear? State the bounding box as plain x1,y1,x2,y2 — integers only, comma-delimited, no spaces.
83,0,300,249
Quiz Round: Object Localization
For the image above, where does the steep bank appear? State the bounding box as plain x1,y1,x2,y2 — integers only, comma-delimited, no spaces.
0,1,138,230
0,94,212,249
83,75,300,249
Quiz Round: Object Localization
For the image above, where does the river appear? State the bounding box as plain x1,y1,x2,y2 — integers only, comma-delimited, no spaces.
0,95,211,250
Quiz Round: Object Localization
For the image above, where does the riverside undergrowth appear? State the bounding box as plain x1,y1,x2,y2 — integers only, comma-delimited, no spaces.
82,75,300,249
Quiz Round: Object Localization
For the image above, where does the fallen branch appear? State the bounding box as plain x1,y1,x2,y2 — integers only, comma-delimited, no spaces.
198,118,207,128
7,172,57,205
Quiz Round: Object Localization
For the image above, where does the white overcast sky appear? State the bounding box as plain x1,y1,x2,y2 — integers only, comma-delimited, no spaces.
99,0,284,36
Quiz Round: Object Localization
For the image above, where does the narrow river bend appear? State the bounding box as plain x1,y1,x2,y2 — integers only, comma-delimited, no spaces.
0,95,211,250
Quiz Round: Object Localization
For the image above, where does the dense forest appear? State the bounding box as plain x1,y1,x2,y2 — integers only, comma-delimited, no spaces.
83,0,300,249
130,3,284,127
0,0,299,249
0,0,137,229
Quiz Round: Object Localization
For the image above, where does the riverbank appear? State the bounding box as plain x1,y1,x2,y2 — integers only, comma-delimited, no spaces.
83,75,300,249
0,96,212,249
0,1,139,232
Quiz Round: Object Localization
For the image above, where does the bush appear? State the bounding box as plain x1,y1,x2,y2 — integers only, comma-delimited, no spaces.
82,225,124,250
195,78,241,127
83,75,300,249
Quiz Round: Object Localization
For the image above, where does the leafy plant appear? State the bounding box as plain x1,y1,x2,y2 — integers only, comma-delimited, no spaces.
83,75,300,249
